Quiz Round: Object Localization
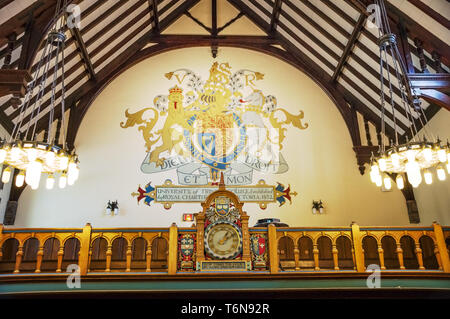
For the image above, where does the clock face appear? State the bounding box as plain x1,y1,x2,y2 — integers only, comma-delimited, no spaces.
204,221,242,260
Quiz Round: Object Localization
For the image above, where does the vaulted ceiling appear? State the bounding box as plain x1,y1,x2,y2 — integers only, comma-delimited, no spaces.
0,0,449,151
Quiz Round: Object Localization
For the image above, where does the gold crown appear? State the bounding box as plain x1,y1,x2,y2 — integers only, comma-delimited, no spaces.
216,196,229,204
169,85,183,94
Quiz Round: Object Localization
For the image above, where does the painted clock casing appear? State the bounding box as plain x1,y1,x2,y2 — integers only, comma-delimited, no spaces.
194,179,251,269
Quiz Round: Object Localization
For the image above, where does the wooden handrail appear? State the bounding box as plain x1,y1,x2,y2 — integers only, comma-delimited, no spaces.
0,223,448,275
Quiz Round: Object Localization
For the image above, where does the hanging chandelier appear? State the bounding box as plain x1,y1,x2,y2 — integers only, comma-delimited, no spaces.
369,0,449,190
0,0,79,190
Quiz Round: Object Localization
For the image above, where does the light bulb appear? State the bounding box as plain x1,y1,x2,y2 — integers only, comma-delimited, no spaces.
46,174,55,189
437,148,447,163
59,155,69,170
391,152,400,168
59,173,67,189
27,148,37,162
437,166,446,181
406,149,415,162
375,174,382,187
424,169,433,185
10,146,21,161
396,174,404,190
25,160,42,188
31,181,39,190
383,174,392,190
46,151,55,166
67,162,79,185
1,166,11,183
370,170,377,183
406,159,422,188
0,149,6,163
423,148,432,162
370,164,380,183
15,170,25,187
378,157,387,171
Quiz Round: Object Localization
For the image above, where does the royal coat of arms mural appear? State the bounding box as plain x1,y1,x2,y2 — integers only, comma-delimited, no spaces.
122,62,307,209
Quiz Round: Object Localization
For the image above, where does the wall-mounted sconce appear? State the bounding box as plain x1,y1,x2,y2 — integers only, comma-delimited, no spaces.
183,213,194,222
106,200,119,216
312,200,324,214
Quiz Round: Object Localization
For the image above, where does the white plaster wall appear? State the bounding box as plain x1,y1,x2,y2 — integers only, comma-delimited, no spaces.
413,109,450,225
13,47,421,228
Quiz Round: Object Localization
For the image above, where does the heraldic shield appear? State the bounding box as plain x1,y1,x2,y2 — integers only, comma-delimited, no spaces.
184,112,247,180
215,196,230,217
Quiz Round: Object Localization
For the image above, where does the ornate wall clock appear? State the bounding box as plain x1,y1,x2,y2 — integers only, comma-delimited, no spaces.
204,221,243,259
194,174,251,271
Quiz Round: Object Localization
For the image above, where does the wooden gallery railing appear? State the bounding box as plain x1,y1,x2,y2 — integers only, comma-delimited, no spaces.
0,223,448,275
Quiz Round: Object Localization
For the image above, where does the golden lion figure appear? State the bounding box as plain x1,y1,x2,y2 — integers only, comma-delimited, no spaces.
121,62,308,169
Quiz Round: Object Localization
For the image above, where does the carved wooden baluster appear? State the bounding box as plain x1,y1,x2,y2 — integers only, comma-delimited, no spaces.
414,38,429,73
3,33,16,69
396,243,405,270
415,243,425,270
432,51,443,73
14,245,23,273
105,245,112,272
332,244,339,270
434,244,443,270
313,244,320,270
351,247,356,270
56,246,64,272
361,248,366,271
378,244,386,270
35,245,44,273
293,243,300,270
146,245,152,272
126,243,132,272
87,248,92,273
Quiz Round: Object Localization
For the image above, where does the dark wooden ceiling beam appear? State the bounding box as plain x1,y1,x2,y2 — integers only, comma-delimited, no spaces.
184,11,212,33
227,0,366,146
8,0,138,116
212,0,217,36
27,0,109,75
349,0,450,66
0,69,31,97
332,14,366,82
16,0,147,113
217,12,244,34
159,0,201,31
151,0,160,33
269,0,282,34
12,10,153,124
419,90,450,112
0,0,55,46
66,19,96,81
84,0,147,49
304,0,403,87
12,0,202,134
89,10,150,62
276,6,410,130
227,0,270,33
406,0,450,29
0,0,14,10
34,0,202,140
148,34,278,46
408,73,450,90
